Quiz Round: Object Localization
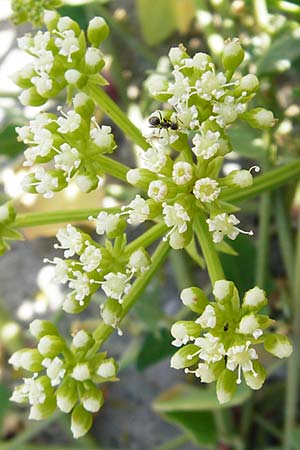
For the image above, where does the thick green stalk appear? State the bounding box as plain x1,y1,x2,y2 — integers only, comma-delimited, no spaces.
95,154,130,182
255,190,272,288
88,240,170,353
124,222,168,255
193,212,225,284
83,83,148,150
283,198,300,449
222,161,300,204
14,207,120,228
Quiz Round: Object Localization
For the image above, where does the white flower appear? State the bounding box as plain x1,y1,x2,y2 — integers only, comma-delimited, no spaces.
194,333,225,363
29,114,53,134
32,31,51,51
101,272,130,301
90,125,114,150
79,245,102,272
148,180,168,202
194,70,226,101
57,110,81,134
172,161,193,185
11,376,46,406
127,249,150,274
140,146,167,173
34,50,54,73
206,213,241,243
196,305,217,328
212,95,246,127
163,202,190,234
174,103,199,130
124,195,150,225
42,357,66,386
238,314,263,339
226,341,258,384
34,167,58,199
192,52,210,70
167,70,190,105
24,129,53,166
54,30,80,62
31,73,52,96
54,143,81,176
195,363,217,382
193,178,221,203
90,211,120,235
69,271,91,303
56,224,83,258
51,257,69,284
192,129,225,160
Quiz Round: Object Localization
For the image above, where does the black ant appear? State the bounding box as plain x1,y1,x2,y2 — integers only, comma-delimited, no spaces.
148,111,179,131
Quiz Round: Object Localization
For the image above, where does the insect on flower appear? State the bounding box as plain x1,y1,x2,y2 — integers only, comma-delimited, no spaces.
148,111,179,131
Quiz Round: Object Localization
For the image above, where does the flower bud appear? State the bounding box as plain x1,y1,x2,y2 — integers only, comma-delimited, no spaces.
37,335,65,357
180,287,209,314
244,361,266,390
65,70,87,89
238,74,259,93
96,358,118,379
0,201,16,225
71,404,93,439
44,10,60,30
213,280,240,314
87,17,109,47
216,368,237,404
127,248,151,275
57,16,80,35
72,363,91,381
56,377,78,413
29,320,59,339
264,334,293,359
63,293,91,314
169,45,189,67
223,170,253,188
145,74,168,97
81,385,104,412
171,321,201,347
100,298,123,328
74,172,100,193
9,349,43,372
19,87,46,106
10,67,34,89
73,92,95,118
29,396,56,420
241,108,276,129
170,344,200,369
242,286,267,310
84,48,105,74
195,360,224,383
222,38,244,71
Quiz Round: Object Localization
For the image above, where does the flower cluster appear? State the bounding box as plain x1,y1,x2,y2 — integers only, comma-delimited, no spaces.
12,11,109,106
17,94,116,197
11,0,62,27
45,221,150,330
9,320,118,438
170,281,292,403
137,40,276,247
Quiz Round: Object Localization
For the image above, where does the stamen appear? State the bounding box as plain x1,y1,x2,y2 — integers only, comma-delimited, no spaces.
249,165,260,174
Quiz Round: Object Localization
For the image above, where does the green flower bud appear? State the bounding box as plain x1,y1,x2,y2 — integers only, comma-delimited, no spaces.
216,368,237,404
44,9,60,30
29,320,59,339
57,16,80,35
72,362,91,381
180,286,209,314
264,334,293,359
62,293,91,314
29,396,56,420
0,201,16,225
10,68,35,89
72,330,94,350
222,170,253,188
127,248,151,275
222,38,244,71
37,335,65,357
169,45,189,67
171,321,201,346
9,348,43,372
169,226,193,250
170,344,200,369
237,74,259,93
56,377,78,413
73,92,95,118
19,87,46,106
74,172,100,193
65,70,88,89
213,280,240,314
100,298,123,329
241,108,276,129
84,48,105,74
71,404,93,439
87,17,109,47
126,168,155,189
242,286,267,310
96,358,118,379
81,385,104,412
244,361,266,390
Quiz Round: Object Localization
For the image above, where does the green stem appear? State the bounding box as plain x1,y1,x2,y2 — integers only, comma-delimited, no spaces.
254,0,269,30
255,414,282,441
14,207,120,228
283,195,300,449
95,154,130,182
275,189,294,290
83,83,148,150
193,211,225,284
221,161,300,204
124,222,168,255
88,240,170,353
153,433,191,450
255,190,272,288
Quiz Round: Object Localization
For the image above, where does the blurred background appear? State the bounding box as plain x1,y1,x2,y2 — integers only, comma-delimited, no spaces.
0,1,300,449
